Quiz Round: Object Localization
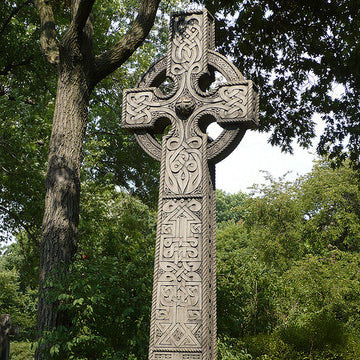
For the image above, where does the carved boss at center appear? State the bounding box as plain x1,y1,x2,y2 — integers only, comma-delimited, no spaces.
122,9,259,360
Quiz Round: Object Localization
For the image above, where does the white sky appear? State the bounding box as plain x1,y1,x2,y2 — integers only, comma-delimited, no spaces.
210,114,323,193
215,130,315,193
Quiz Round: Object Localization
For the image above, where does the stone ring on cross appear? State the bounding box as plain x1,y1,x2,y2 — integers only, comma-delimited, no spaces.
122,9,259,165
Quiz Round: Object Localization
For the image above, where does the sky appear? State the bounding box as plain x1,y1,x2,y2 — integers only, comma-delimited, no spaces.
215,130,316,193
209,115,323,194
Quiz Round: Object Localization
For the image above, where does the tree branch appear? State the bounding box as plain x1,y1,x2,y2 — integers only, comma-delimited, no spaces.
0,56,33,76
0,0,32,36
93,93,122,116
71,0,96,33
93,0,161,84
33,0,59,65
0,205,38,245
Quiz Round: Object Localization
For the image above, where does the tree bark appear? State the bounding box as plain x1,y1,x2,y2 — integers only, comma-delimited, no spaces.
35,14,94,356
36,67,91,359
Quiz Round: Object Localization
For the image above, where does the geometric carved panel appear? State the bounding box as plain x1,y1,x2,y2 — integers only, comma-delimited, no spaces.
154,199,202,351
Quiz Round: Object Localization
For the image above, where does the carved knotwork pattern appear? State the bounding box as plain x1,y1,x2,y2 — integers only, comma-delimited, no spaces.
218,86,247,119
125,91,154,125
164,133,202,195
171,15,203,75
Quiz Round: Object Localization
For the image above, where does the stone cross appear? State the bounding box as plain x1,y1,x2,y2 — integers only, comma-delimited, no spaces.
0,315,18,360
122,9,259,360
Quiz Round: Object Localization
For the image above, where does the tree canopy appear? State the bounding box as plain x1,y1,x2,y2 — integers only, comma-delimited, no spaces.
0,0,176,244
198,0,360,166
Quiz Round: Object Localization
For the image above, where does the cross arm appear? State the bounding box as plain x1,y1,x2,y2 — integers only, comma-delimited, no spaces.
193,80,259,130
122,86,178,136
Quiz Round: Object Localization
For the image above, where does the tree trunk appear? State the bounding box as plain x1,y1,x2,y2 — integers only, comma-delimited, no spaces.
33,1,161,357
35,60,91,358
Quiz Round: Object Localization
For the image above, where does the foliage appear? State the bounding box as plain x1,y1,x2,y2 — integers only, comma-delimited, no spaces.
244,174,306,268
197,0,360,167
0,255,37,340
218,337,253,360
10,341,35,360
216,159,360,359
216,221,278,338
0,0,54,244
2,233,40,289
35,186,156,359
299,161,360,253
216,190,249,224
278,251,360,350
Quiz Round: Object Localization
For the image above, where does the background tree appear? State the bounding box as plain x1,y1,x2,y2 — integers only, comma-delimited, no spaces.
33,2,163,355
0,248,37,359
216,159,360,360
197,0,360,167
216,190,249,224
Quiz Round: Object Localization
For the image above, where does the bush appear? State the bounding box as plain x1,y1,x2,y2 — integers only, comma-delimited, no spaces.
279,312,345,353
10,341,34,360
218,337,253,360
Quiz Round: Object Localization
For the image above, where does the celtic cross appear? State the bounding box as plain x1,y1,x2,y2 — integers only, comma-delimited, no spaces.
122,9,259,360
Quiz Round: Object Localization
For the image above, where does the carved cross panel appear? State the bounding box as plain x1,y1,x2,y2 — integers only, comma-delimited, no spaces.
122,9,259,360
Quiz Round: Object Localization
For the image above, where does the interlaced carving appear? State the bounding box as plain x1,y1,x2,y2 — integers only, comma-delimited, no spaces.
126,92,154,125
122,8,259,360
164,131,202,195
171,15,203,75
154,198,202,350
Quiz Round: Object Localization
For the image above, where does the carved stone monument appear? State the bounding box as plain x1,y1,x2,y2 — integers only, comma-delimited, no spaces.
122,9,259,360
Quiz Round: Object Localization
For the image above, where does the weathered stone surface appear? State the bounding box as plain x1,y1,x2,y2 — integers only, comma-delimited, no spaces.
122,9,259,360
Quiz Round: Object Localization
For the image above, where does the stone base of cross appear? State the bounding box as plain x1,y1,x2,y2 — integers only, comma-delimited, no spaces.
122,9,259,360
